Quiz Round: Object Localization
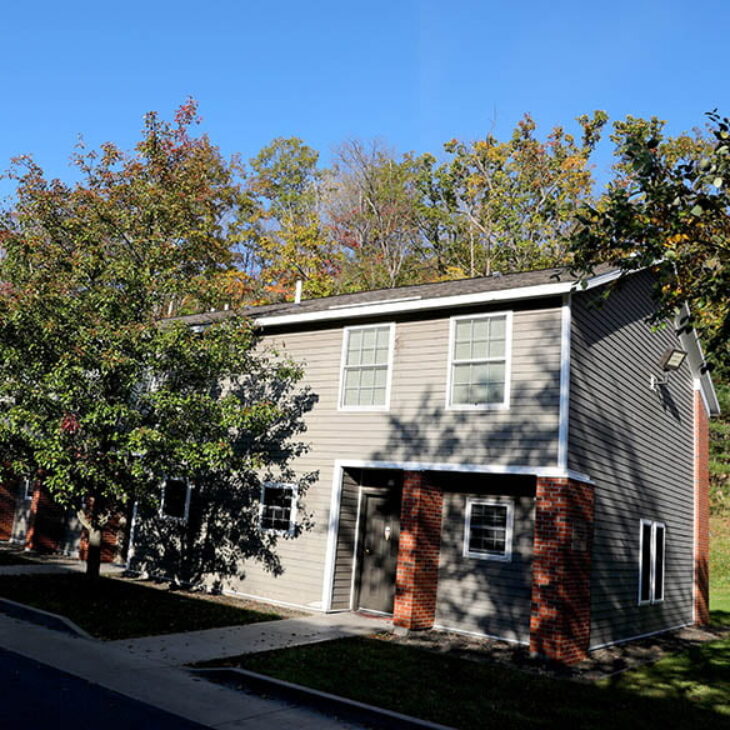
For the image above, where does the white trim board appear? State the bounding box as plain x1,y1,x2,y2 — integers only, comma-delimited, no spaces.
589,622,692,652
557,294,572,470
256,269,626,329
433,623,528,646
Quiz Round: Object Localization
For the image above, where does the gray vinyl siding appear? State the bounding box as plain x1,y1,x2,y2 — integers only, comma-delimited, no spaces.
10,482,29,544
225,300,563,608
330,470,360,610
435,475,535,643
568,272,695,647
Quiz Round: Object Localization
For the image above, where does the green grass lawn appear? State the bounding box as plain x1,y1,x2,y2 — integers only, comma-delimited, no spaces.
0,574,282,640
219,632,729,730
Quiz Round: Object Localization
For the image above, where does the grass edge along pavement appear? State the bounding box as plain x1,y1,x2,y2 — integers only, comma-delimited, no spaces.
196,593,730,730
0,573,283,640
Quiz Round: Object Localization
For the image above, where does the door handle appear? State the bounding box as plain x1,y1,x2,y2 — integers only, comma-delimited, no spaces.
364,547,373,555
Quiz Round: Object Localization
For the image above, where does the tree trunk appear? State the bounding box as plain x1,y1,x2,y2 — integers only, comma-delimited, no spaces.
86,526,102,580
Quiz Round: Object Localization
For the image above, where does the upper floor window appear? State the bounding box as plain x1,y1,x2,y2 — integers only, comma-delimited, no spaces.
464,498,513,561
339,324,394,410
639,519,665,605
260,482,297,534
160,478,191,522
448,312,511,409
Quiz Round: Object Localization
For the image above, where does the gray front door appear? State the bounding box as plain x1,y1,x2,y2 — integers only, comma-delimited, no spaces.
357,491,400,614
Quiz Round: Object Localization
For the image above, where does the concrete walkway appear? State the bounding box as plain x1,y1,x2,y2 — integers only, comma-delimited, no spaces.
0,613,362,729
111,612,392,666
0,561,124,576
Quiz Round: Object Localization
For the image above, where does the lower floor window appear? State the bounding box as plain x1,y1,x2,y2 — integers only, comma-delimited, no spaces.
464,498,513,561
160,478,191,521
260,482,297,534
639,519,665,604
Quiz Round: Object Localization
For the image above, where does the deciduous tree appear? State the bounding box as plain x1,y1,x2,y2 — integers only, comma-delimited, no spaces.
0,102,315,580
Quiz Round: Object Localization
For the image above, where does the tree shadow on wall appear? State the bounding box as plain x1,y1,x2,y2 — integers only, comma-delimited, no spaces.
130,470,317,592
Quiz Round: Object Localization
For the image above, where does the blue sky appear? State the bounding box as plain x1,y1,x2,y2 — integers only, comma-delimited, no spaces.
1,0,727,196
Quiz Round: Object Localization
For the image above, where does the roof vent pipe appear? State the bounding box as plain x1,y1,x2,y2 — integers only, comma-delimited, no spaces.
294,279,303,304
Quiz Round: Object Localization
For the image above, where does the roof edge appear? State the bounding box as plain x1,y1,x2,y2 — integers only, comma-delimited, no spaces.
254,268,624,328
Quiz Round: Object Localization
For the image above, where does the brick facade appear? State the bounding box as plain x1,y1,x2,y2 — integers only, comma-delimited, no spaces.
24,483,66,553
0,481,17,541
393,471,443,630
78,514,121,564
530,477,595,664
694,391,711,625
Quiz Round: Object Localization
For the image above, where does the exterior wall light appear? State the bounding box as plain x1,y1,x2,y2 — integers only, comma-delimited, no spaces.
650,347,688,390
659,347,688,372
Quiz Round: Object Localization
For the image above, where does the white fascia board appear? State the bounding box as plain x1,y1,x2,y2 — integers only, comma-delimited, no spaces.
254,270,624,329
677,304,720,416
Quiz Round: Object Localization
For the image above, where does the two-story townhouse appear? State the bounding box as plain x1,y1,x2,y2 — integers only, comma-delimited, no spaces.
1,265,718,664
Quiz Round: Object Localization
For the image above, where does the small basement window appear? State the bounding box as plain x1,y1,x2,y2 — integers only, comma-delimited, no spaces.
464,498,513,561
160,478,191,522
639,519,666,605
260,482,297,534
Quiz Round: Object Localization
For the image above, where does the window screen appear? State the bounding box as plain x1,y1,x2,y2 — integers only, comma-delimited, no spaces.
450,315,508,406
341,326,392,408
465,500,512,559
162,478,189,520
260,483,295,533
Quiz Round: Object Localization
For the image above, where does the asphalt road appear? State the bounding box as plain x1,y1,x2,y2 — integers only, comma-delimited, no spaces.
0,647,209,729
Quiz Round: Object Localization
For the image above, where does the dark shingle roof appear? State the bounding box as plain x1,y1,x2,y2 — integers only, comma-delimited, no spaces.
172,264,616,327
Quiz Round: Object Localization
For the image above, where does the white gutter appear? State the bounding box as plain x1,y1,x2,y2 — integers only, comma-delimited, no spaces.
677,304,721,415
256,268,624,328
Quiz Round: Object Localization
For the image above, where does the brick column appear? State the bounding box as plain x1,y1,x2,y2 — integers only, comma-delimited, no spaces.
694,391,710,625
0,480,18,541
25,484,65,553
393,471,443,630
79,512,121,563
530,477,595,664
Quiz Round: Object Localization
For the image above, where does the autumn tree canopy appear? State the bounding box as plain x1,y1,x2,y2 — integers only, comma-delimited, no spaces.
0,102,315,579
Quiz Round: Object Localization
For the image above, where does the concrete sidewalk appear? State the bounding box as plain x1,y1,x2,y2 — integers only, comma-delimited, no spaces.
0,613,361,729
0,558,125,576
111,612,391,666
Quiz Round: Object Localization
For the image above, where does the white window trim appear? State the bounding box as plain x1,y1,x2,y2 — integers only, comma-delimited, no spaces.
463,497,514,561
260,481,298,536
337,322,395,412
638,519,666,605
159,477,192,523
446,311,512,411
22,477,34,502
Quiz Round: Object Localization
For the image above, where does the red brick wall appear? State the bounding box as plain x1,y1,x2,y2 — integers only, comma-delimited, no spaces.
78,514,121,564
0,481,18,541
694,391,710,625
393,471,443,630
25,484,66,553
530,477,595,664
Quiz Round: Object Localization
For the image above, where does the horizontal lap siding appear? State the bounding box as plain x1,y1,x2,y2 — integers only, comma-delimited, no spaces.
436,481,535,643
229,304,562,608
568,273,695,647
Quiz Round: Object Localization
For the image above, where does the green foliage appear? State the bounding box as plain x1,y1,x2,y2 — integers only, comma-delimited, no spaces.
711,383,730,514
569,111,729,365
246,137,343,300
436,111,608,278
0,102,316,579
711,516,730,588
